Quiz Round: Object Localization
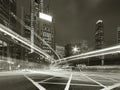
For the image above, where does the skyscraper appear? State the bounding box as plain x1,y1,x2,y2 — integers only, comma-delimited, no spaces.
95,20,104,65
95,20,104,50
117,27,120,44
39,0,55,58
23,0,56,59
0,0,16,31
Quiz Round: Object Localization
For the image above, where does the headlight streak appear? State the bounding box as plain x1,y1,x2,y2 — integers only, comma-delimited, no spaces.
55,45,120,64
0,24,55,62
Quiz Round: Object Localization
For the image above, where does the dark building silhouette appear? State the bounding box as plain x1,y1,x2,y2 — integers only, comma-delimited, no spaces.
0,0,16,31
117,27,120,44
94,20,104,65
95,20,104,50
65,44,73,57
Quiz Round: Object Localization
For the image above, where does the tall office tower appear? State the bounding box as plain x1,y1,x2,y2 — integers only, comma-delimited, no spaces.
30,0,41,49
0,0,17,58
25,0,55,62
117,27,120,44
0,0,23,70
39,0,55,58
95,20,104,65
95,20,104,50
0,0,16,31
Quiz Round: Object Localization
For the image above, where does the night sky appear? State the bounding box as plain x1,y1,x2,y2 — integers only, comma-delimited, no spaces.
50,0,120,47
18,0,120,47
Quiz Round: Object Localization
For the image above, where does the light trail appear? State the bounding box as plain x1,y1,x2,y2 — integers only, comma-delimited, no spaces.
11,12,60,59
55,44,120,64
0,24,55,62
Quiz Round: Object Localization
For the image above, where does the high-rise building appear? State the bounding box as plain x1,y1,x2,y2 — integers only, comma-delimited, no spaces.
0,0,16,31
0,0,23,70
117,27,120,44
56,45,65,58
0,0,17,59
23,0,55,59
95,20,104,65
39,0,55,58
95,20,104,50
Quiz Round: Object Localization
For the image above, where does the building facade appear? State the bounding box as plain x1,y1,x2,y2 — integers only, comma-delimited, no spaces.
117,27,120,44
22,0,56,62
56,45,65,58
0,0,17,60
95,20,104,65
39,0,55,58
0,0,22,70
0,0,16,31
95,20,104,50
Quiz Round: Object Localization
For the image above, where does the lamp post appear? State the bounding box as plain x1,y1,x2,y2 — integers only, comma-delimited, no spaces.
72,45,79,55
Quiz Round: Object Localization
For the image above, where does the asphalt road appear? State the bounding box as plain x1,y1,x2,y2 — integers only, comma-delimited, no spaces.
0,70,120,90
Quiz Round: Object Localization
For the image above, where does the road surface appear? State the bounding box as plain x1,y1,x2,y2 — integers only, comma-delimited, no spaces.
0,70,120,90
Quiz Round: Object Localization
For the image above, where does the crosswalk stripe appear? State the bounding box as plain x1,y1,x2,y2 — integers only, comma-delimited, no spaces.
81,73,106,88
24,74,46,90
101,83,120,90
64,74,72,90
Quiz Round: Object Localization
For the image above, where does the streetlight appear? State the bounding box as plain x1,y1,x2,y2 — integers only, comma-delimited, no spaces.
39,12,52,22
72,46,79,54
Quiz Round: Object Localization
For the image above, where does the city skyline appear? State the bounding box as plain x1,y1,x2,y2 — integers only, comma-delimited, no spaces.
51,0,120,47
18,0,120,47
0,1,120,90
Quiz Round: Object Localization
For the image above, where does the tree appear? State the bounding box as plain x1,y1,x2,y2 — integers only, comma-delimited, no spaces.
65,44,73,57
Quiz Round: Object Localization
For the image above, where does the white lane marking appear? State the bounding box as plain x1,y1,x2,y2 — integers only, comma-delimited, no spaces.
39,82,101,87
100,83,120,90
37,76,55,83
98,75,119,82
81,73,106,88
64,74,72,90
87,74,119,82
24,75,46,90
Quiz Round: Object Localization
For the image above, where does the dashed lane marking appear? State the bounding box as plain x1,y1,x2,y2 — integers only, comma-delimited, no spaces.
24,74,46,90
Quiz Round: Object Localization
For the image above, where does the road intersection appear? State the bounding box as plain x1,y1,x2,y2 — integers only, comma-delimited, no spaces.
0,70,120,90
